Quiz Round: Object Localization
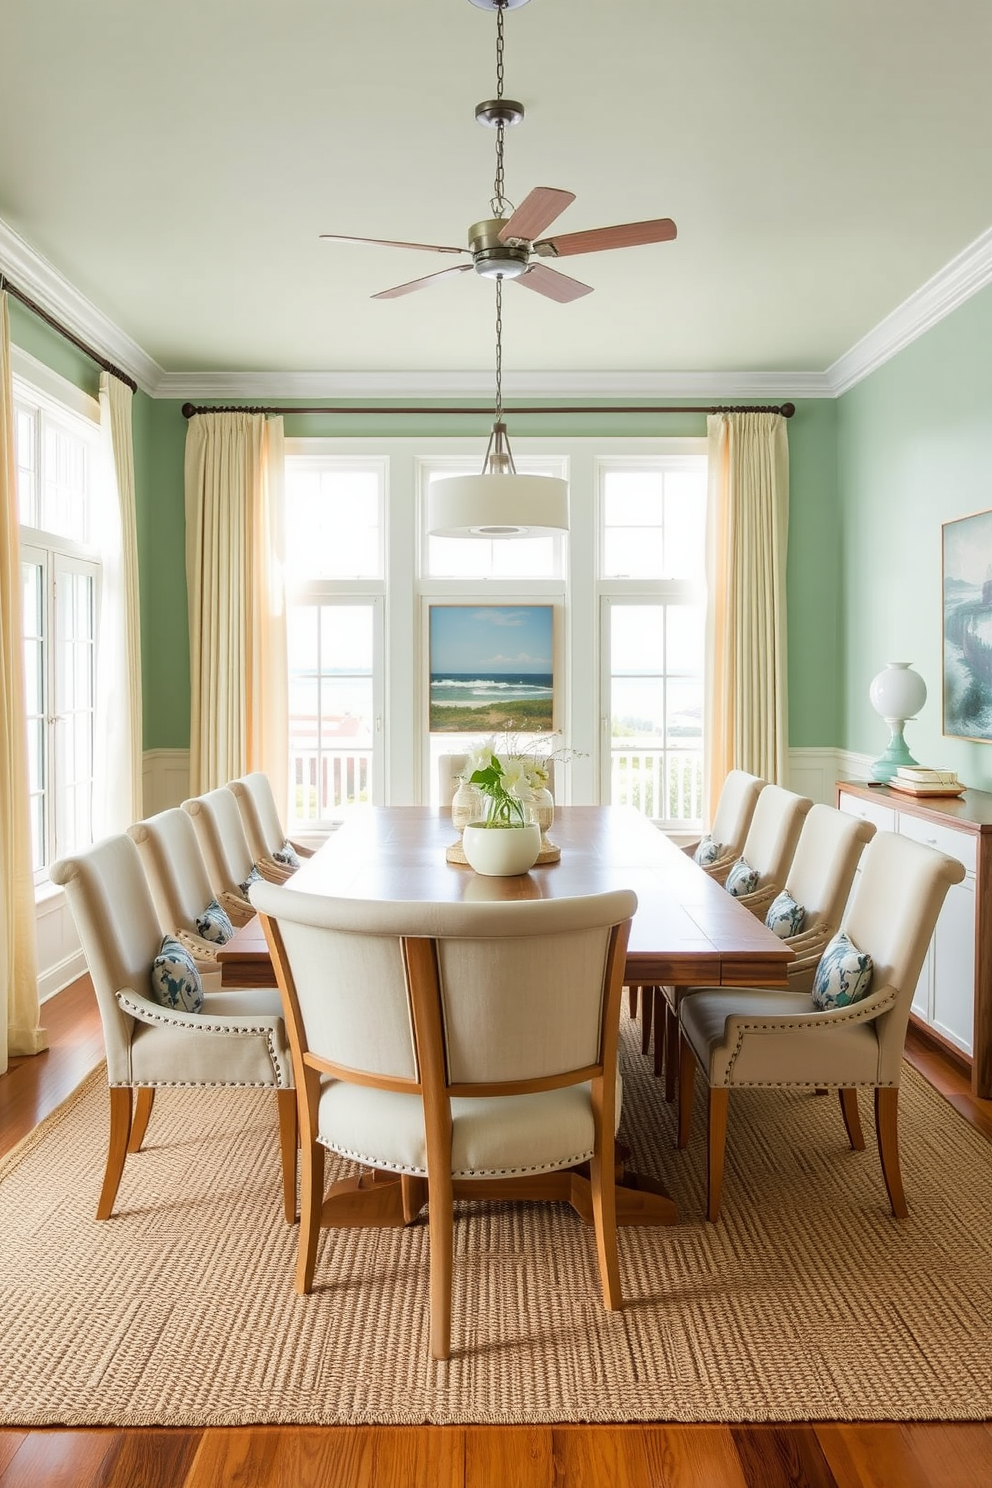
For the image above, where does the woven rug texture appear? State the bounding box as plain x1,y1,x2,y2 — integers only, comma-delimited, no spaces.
1,1015,990,1426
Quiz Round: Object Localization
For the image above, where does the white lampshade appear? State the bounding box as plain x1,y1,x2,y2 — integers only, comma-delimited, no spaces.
427,473,569,538
869,662,927,721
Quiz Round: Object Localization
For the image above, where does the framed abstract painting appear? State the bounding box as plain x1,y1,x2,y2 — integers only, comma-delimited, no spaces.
943,507,992,742
428,604,555,733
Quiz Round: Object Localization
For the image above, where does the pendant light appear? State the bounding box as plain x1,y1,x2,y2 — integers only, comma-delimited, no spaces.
426,0,569,539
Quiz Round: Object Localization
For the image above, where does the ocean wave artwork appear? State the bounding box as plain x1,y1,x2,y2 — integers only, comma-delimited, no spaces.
428,606,555,733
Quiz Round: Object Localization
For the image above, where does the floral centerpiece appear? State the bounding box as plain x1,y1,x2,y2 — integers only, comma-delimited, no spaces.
453,735,568,876
463,739,548,828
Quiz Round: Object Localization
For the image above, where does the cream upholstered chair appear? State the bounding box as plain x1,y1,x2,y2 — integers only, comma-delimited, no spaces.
683,769,767,880
677,831,966,1221
182,786,263,926
720,783,813,918
437,753,470,808
50,834,297,1223
250,881,636,1361
228,772,315,883
128,807,237,976
670,804,877,1144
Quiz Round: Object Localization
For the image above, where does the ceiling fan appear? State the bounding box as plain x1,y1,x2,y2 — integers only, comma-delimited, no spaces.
319,0,677,304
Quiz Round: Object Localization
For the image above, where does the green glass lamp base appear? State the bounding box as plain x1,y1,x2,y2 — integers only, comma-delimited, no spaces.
870,723,919,783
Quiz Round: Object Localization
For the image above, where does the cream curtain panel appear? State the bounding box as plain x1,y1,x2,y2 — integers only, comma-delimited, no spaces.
184,413,287,805
0,293,46,1067
704,411,790,823
94,372,144,833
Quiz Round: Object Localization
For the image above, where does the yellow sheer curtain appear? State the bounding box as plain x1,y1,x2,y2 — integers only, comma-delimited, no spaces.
704,411,790,822
184,412,287,805
0,293,46,1066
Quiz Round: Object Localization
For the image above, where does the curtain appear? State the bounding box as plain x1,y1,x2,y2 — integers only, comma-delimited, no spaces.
184,413,287,805
94,372,143,834
0,293,47,1066
704,411,790,823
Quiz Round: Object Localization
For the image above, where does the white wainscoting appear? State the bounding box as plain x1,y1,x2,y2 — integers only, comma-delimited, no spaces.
142,749,192,815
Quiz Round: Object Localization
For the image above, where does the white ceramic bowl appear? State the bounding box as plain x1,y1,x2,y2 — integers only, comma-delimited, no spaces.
461,822,541,876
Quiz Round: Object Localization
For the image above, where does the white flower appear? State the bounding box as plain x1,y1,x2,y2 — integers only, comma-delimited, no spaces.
464,738,496,777
496,754,536,803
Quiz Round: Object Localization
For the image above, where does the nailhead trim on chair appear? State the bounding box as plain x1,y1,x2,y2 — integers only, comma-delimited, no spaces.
319,1137,597,1179
116,992,288,1086
718,985,900,1084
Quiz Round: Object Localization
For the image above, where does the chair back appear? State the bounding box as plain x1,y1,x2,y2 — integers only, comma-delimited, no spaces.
738,784,813,887
50,835,161,1082
709,770,766,855
228,773,286,862
437,754,470,808
784,804,875,929
128,807,218,937
182,787,257,897
841,831,965,1082
251,886,636,1093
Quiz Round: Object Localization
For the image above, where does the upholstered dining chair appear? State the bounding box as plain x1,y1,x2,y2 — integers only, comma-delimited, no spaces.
228,771,316,883
128,806,238,978
669,804,877,1145
718,783,814,919
182,786,264,926
683,769,767,880
50,833,297,1223
250,881,636,1361
676,830,965,1221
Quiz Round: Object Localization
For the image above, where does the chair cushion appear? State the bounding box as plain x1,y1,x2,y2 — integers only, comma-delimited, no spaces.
195,898,234,945
150,936,204,1013
725,857,759,898
239,864,264,896
272,840,301,870
693,834,725,867
765,889,806,939
812,931,874,1010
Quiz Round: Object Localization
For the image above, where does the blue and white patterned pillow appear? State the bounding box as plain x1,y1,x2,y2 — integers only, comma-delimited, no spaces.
765,890,806,939
725,857,759,898
150,936,204,1013
239,864,264,897
195,898,234,945
811,931,874,1011
693,834,725,867
272,840,301,870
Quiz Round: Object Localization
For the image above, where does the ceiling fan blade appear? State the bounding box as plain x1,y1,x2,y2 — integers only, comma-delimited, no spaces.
498,187,576,244
371,264,475,300
516,262,593,303
533,217,677,258
319,233,467,256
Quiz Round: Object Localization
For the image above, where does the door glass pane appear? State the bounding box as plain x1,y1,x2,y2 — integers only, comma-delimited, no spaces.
289,603,375,822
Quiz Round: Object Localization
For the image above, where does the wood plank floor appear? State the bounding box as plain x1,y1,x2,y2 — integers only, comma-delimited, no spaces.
2,980,990,1488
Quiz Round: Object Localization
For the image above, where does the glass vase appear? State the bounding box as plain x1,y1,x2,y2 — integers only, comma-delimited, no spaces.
527,786,556,852
450,780,484,834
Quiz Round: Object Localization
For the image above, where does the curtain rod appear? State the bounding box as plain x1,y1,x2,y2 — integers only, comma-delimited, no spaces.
181,400,796,420
0,274,138,394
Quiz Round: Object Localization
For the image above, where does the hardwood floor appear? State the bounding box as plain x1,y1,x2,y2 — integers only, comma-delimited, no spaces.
1,982,990,1488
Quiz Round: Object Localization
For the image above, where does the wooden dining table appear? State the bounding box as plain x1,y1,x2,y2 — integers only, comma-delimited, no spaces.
220,805,793,1228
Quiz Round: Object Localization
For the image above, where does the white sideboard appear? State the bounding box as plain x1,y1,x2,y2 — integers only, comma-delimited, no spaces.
836,780,992,1098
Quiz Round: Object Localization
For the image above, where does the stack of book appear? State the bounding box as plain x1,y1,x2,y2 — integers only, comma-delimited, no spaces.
887,766,965,798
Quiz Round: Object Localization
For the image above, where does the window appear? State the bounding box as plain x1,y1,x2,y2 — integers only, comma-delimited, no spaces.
599,455,707,827
14,378,101,880
284,454,385,826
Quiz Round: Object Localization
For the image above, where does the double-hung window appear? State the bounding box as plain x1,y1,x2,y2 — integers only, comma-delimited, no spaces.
14,375,101,881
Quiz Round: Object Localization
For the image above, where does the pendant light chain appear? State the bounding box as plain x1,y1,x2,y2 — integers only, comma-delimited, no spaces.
490,1,510,218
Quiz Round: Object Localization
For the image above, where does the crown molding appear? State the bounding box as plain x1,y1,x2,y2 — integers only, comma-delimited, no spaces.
827,225,992,396
0,217,163,395
153,367,832,401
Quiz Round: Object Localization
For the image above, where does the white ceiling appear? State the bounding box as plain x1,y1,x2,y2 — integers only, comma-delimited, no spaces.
1,0,991,386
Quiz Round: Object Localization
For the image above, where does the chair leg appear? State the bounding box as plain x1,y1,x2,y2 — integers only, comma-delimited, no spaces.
838,1088,865,1151
875,1087,908,1219
664,1002,679,1103
127,1087,155,1153
296,1139,325,1294
589,1141,622,1312
652,988,666,1079
428,1169,454,1361
677,1036,696,1149
640,985,653,1056
707,1088,730,1223
96,1087,133,1220
277,1088,298,1224
627,985,637,1019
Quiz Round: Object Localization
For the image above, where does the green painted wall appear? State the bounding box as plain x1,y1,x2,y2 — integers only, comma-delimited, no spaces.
837,281,992,789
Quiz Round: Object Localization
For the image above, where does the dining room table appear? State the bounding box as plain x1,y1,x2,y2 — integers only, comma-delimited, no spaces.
220,805,794,1227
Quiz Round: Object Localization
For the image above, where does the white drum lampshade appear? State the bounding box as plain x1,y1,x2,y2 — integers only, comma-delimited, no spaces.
869,662,927,782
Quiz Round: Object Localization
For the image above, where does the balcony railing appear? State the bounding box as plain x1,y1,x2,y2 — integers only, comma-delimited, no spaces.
290,745,373,823
611,744,703,824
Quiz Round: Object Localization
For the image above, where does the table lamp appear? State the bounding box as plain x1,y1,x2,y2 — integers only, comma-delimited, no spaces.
869,662,927,783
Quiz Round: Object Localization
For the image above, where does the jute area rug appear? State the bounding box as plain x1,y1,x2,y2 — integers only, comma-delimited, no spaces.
1,1016,990,1427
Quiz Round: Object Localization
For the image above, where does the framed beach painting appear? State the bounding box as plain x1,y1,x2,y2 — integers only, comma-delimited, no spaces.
428,604,555,733
943,507,992,742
